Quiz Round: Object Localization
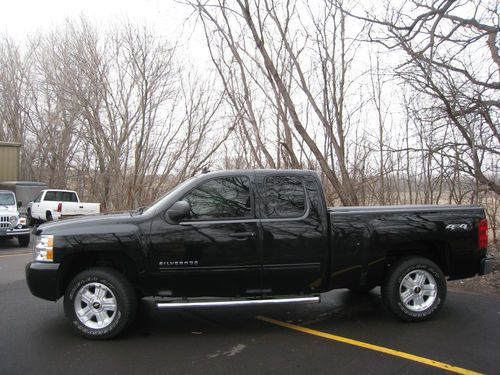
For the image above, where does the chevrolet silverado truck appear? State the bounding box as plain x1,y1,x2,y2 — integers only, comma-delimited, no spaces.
25,170,493,339
0,190,30,247
27,189,100,224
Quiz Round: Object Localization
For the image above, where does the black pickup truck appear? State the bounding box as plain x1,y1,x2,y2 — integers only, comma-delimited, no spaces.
26,170,493,339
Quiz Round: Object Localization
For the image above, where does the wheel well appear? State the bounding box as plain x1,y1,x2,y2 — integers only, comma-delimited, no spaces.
385,241,450,276
58,251,142,299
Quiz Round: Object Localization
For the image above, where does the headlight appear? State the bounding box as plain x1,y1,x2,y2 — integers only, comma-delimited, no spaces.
34,235,54,262
9,216,17,226
18,217,26,226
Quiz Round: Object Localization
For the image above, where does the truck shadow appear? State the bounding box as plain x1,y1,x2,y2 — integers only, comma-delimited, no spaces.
0,237,22,249
35,287,464,348
128,289,389,339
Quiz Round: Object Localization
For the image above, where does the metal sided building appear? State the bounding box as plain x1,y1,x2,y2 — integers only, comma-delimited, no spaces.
0,142,21,181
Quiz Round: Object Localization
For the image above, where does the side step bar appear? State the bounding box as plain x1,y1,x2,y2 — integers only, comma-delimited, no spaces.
156,296,320,309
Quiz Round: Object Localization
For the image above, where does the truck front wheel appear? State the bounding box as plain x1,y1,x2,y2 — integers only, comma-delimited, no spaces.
381,257,446,322
64,267,137,339
18,234,30,247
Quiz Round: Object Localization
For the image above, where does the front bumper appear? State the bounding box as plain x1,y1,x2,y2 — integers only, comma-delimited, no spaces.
25,262,61,301
479,257,494,276
0,226,30,237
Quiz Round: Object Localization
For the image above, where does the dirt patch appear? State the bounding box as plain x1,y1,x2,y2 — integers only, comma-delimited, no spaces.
448,250,500,299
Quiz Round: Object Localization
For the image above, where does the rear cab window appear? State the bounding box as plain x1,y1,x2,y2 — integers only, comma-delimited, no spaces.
44,191,78,202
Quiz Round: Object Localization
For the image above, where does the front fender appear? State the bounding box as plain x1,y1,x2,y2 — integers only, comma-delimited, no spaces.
51,224,148,275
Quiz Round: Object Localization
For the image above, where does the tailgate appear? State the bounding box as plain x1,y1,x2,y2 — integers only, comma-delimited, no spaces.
61,202,100,215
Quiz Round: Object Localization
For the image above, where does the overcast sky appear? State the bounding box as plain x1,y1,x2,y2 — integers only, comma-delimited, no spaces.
0,0,215,66
0,0,182,38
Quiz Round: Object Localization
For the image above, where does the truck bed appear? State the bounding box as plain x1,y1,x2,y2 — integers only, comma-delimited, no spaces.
327,204,486,290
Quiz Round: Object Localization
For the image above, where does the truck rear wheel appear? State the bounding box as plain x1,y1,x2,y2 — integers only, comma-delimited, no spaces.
64,267,137,339
381,257,446,322
27,209,35,226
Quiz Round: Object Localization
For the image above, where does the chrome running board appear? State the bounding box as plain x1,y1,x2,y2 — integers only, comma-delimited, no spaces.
156,296,320,309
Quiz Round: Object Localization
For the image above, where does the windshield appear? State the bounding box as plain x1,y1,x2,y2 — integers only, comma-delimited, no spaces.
141,177,198,215
0,192,15,206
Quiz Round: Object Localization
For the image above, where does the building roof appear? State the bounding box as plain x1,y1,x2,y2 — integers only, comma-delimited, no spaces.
0,181,47,187
0,142,21,147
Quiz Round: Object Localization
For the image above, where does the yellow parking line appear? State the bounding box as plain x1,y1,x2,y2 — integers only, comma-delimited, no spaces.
257,316,482,375
0,252,31,258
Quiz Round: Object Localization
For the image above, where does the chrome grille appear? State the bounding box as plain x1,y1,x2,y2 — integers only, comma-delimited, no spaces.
0,216,12,229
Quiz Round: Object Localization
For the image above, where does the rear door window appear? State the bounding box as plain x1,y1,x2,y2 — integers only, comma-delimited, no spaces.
264,176,306,218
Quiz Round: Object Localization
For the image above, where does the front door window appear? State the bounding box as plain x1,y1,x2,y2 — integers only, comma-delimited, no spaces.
183,176,252,220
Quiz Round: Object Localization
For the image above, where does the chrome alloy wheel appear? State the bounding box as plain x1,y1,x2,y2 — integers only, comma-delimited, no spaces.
74,282,117,329
399,269,437,312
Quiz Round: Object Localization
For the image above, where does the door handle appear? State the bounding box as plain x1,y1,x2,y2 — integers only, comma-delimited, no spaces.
229,232,255,239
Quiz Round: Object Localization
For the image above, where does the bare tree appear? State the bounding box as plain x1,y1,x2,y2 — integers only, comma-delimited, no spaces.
1,18,232,211
349,0,499,195
191,0,370,205
0,36,29,147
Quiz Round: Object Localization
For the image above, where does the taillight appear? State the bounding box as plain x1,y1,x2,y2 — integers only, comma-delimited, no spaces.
478,219,488,249
57,203,62,212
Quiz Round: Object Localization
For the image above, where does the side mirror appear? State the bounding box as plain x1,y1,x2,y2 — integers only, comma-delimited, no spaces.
167,201,191,222
17,201,22,208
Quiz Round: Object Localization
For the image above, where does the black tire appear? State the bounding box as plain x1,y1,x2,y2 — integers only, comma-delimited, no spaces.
18,234,30,247
64,267,137,339
46,211,53,222
27,209,35,226
381,257,446,322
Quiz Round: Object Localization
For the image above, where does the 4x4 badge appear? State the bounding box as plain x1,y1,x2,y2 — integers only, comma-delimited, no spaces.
445,224,469,231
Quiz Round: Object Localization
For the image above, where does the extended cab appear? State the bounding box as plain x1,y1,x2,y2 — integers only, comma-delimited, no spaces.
0,190,30,247
27,189,100,224
25,170,493,339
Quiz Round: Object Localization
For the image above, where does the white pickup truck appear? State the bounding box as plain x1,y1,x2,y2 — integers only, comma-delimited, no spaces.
0,190,30,246
27,189,100,224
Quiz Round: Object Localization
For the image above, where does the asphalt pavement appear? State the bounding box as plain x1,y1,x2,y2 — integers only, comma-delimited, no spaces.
1,237,499,375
